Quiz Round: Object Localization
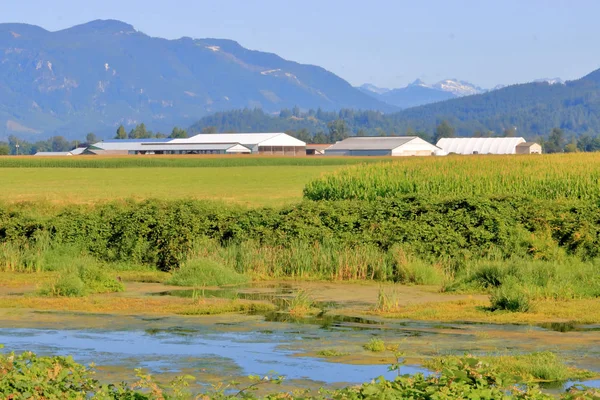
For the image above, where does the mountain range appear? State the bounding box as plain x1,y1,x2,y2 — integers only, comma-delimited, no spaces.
0,19,393,140
1,19,596,142
357,79,486,109
189,69,600,139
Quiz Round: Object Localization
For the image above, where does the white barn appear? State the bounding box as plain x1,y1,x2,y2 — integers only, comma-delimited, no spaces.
89,133,306,155
171,133,306,155
325,136,444,156
436,137,527,155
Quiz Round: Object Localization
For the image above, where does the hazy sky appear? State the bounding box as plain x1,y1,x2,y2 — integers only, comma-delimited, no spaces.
2,0,599,89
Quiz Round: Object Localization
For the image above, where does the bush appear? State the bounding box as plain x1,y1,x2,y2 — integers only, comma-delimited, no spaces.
363,337,386,352
39,255,124,297
167,258,249,287
490,279,532,312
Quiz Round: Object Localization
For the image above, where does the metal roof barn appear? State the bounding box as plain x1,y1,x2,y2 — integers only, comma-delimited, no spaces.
325,136,444,156
89,133,305,155
172,133,306,155
34,151,73,156
436,137,527,155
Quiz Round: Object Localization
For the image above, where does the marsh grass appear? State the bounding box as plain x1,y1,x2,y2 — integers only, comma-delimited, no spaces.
425,352,596,383
372,297,600,324
375,287,401,312
363,337,386,352
38,250,124,297
284,289,316,317
316,349,351,357
445,257,600,313
166,258,249,287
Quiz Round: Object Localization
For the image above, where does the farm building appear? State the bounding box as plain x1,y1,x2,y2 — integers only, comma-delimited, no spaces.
88,133,306,155
436,137,527,155
516,142,543,154
325,136,444,156
306,144,331,155
34,151,74,156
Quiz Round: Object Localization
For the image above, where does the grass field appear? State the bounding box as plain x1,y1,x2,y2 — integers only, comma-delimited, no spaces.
0,156,387,206
0,165,339,206
0,155,381,168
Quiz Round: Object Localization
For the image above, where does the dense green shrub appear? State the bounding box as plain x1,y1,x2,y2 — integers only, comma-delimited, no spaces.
1,196,600,282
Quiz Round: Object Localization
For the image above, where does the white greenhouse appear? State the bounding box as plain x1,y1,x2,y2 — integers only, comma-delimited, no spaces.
436,137,527,155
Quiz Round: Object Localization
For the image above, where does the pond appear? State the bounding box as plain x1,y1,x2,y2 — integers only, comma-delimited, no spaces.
1,282,599,392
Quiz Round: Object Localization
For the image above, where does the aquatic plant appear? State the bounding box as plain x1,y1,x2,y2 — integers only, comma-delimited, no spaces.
375,287,401,312
316,349,350,357
425,352,596,383
284,289,315,317
4,347,596,399
363,337,386,352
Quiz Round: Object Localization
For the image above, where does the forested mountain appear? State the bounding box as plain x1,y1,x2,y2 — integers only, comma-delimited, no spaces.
388,70,600,137
0,20,393,140
191,68,600,139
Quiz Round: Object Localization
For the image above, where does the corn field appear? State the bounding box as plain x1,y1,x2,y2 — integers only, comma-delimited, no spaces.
304,153,600,201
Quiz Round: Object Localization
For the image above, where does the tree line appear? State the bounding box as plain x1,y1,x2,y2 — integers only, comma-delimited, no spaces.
2,109,599,155
0,125,191,155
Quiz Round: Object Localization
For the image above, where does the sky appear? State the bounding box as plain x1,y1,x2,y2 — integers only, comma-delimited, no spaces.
2,0,599,89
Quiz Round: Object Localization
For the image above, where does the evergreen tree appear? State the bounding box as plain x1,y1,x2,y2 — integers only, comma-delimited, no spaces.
169,127,188,138
433,120,455,143
115,125,127,139
86,133,98,144
545,128,566,153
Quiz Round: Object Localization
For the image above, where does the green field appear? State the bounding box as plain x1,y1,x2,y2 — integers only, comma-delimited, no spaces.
0,166,341,206
0,156,386,206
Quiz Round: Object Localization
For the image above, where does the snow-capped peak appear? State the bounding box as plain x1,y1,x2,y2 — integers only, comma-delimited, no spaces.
534,77,565,85
408,79,431,88
358,83,390,95
431,79,484,96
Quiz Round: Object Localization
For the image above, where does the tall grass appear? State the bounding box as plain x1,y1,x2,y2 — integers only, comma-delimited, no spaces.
166,258,249,287
447,257,600,301
304,153,600,201
38,252,124,297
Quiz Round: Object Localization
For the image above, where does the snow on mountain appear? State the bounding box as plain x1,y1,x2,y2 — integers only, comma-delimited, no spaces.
534,77,565,85
430,79,485,96
358,83,391,95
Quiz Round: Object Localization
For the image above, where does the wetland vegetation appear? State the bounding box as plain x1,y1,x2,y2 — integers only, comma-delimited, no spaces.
1,153,600,397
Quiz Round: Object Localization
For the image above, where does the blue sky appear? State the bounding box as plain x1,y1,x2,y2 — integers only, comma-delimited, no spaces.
2,0,599,89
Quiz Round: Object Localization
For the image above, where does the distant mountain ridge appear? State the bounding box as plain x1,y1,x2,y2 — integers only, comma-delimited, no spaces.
358,78,486,109
0,19,393,140
189,68,600,139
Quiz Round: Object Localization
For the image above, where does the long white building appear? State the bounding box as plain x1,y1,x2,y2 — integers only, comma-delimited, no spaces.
88,133,306,155
325,136,444,156
436,137,527,155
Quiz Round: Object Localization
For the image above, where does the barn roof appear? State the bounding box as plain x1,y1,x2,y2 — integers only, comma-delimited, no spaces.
327,136,420,151
173,133,305,147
